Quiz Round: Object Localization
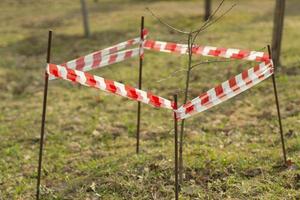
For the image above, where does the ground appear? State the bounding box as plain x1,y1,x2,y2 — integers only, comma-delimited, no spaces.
0,0,299,199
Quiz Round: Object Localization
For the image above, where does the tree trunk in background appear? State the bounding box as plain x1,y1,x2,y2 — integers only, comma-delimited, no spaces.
80,0,90,38
272,0,286,67
204,0,211,21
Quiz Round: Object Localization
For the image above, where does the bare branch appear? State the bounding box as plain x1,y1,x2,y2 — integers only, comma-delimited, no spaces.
197,3,237,34
156,68,186,83
191,3,237,46
189,0,227,47
146,7,190,35
190,59,233,70
192,0,226,35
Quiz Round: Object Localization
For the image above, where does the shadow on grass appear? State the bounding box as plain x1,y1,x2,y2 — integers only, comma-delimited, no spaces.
0,28,136,97
3,28,136,60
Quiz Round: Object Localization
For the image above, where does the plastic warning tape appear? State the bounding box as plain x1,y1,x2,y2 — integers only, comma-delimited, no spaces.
62,38,140,69
175,61,274,119
50,29,149,80
139,29,148,60
47,63,174,110
144,40,269,62
61,48,140,72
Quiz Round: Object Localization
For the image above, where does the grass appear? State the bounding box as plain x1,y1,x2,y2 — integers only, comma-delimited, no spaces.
0,0,299,199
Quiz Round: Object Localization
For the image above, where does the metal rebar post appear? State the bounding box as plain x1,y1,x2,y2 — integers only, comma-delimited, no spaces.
36,30,52,200
136,16,144,154
267,45,287,164
173,94,179,200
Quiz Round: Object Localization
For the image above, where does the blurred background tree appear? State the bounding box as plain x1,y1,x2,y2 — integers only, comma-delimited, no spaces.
204,0,211,21
272,0,286,67
80,0,90,38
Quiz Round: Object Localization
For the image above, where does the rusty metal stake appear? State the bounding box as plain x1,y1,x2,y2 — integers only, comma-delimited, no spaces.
80,0,90,37
268,45,287,164
136,16,144,154
173,94,179,200
36,30,52,200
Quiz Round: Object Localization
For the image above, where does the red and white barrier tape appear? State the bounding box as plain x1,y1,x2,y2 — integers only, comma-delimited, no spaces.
47,31,273,120
61,48,139,72
175,61,274,119
144,40,269,62
47,63,174,110
63,38,140,68
50,29,149,80
144,39,273,119
139,29,148,59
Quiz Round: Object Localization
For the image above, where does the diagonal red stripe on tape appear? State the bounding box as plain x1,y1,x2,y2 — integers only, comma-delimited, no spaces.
126,39,135,48
104,80,117,93
76,57,85,71
215,85,224,97
49,64,59,77
200,92,209,105
125,85,141,100
92,51,102,68
185,105,195,114
229,77,239,92
256,54,270,62
192,46,203,54
208,49,222,57
143,40,155,49
147,93,162,107
253,65,260,72
124,50,133,59
85,73,96,87
231,50,250,60
108,54,118,64
165,43,178,52
242,69,252,85
66,68,77,82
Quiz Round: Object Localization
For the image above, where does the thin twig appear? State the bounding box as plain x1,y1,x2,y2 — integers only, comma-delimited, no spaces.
191,3,237,45
191,0,227,46
146,0,230,37
146,7,190,35
192,0,226,34
196,3,237,34
191,59,231,69
156,68,186,83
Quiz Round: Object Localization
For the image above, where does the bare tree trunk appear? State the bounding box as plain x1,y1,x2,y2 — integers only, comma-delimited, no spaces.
80,0,90,38
204,0,212,21
272,0,285,67
179,33,193,184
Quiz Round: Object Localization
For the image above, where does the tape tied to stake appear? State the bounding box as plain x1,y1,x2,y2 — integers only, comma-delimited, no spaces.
49,30,149,80
47,37,274,121
175,60,274,120
142,39,274,120
139,28,149,60
143,39,270,62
